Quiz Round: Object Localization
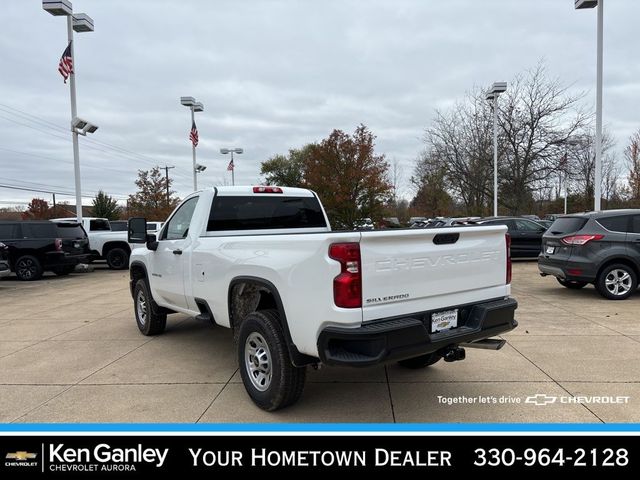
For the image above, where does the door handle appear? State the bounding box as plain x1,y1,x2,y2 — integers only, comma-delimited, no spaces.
172,249,183,255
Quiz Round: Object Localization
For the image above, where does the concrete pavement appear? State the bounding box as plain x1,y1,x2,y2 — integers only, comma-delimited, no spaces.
1,262,639,423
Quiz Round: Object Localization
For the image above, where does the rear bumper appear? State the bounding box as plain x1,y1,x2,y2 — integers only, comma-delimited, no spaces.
538,255,597,282
317,297,518,367
44,252,90,268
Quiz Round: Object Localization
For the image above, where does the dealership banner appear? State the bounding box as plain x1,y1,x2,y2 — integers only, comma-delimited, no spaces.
0,435,637,476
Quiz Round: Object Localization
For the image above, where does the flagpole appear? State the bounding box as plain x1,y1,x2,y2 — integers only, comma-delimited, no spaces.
66,16,83,224
191,107,197,191
231,151,235,186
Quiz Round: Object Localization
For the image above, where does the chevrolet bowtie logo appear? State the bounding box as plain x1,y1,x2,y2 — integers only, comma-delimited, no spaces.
6,451,37,461
525,394,557,406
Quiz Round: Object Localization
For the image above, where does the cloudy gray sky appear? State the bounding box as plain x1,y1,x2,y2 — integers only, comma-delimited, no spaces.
1,0,638,207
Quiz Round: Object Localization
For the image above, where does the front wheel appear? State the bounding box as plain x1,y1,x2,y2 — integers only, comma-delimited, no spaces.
237,310,306,411
595,264,637,300
133,279,166,335
557,278,588,289
397,352,442,369
106,247,129,270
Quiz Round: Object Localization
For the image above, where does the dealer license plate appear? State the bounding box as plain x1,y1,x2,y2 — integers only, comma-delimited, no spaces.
545,246,555,254
431,309,458,333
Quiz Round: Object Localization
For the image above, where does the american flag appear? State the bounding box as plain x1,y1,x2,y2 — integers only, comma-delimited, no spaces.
227,158,234,171
189,121,198,147
58,42,73,83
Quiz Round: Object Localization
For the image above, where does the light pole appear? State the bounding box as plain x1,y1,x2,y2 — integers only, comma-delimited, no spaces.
575,0,603,211
486,82,507,217
180,96,204,190
220,148,243,186
43,0,96,223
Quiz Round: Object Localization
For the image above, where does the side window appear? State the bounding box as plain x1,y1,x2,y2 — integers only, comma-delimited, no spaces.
631,215,640,234
598,215,631,233
0,224,19,239
162,197,199,240
25,223,57,238
514,219,541,232
89,219,111,231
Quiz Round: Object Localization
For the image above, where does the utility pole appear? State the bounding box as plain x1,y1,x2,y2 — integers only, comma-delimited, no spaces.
52,193,56,211
162,165,175,205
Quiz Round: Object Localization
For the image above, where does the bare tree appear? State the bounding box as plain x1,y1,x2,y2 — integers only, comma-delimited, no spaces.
416,62,589,216
566,130,616,209
497,63,590,214
625,129,640,204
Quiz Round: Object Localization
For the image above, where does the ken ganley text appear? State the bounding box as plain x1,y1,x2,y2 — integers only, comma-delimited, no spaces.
189,448,452,467
48,444,167,472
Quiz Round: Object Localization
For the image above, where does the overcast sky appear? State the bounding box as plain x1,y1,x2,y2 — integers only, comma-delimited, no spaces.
1,0,638,207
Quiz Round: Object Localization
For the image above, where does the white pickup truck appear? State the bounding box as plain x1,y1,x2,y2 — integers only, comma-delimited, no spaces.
53,217,131,270
128,186,517,410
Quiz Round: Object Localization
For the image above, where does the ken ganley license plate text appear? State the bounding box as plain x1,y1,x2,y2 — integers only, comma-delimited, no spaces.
431,309,458,332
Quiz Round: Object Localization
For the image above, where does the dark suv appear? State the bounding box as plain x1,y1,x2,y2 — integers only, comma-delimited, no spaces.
538,209,640,300
0,221,90,281
472,217,547,257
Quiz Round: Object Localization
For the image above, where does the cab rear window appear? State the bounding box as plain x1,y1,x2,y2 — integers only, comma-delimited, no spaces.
207,196,326,231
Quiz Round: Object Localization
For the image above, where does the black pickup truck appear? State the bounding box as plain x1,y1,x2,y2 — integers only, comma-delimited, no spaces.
0,221,91,280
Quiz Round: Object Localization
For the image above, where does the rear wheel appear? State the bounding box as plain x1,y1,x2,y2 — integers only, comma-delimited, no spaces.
134,279,166,335
557,278,588,289
237,309,306,411
15,255,43,281
595,264,637,300
397,352,441,369
106,247,129,270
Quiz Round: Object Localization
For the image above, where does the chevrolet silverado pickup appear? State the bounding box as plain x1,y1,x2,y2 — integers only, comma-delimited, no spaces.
127,186,517,410
52,217,131,270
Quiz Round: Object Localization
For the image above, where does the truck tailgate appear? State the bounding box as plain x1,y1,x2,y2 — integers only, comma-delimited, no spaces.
359,226,509,322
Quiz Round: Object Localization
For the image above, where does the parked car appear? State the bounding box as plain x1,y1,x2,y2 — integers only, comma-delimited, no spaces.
128,186,517,410
536,219,554,229
0,221,90,280
471,217,546,258
0,242,10,278
52,221,92,275
110,220,128,232
146,221,164,233
520,214,540,220
51,217,131,270
538,209,640,300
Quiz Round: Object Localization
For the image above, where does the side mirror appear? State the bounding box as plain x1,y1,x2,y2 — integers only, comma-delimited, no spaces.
146,233,159,251
128,217,147,243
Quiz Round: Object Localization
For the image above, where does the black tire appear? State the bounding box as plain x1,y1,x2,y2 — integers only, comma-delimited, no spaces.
595,264,637,300
237,309,306,411
14,255,43,281
557,278,588,289
133,279,166,335
53,265,75,276
105,247,129,270
397,352,442,369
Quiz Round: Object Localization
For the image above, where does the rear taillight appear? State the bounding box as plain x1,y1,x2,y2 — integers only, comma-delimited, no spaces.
329,242,362,308
55,238,62,251
506,233,512,285
253,186,283,194
561,234,604,246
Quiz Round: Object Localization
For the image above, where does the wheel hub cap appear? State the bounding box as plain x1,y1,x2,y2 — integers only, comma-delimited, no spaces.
245,332,272,392
605,269,631,296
